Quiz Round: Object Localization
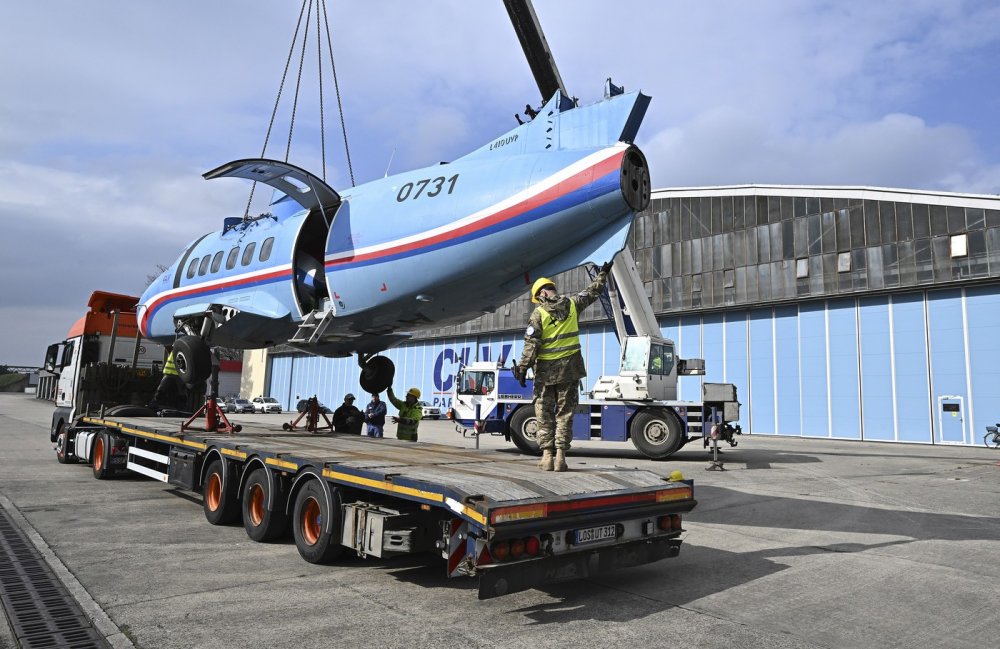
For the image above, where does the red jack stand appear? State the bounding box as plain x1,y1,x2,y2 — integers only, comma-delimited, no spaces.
282,396,333,433
182,396,242,434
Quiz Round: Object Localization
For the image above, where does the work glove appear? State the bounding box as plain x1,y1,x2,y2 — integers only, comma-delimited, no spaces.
511,363,527,388
600,260,613,274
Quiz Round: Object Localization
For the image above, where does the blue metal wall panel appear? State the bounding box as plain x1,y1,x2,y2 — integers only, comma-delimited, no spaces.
927,289,968,443
965,286,1000,444
702,314,724,405
678,315,702,402
891,294,932,442
722,313,748,424
748,309,775,435
827,299,861,439
799,302,829,438
859,297,894,441
774,306,801,436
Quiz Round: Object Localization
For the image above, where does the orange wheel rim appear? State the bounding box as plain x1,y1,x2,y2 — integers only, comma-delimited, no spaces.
302,497,322,545
249,484,265,526
206,473,222,511
94,437,104,472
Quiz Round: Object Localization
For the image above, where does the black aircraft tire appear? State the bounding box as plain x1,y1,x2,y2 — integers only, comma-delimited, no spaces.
55,422,76,465
630,408,683,460
104,405,157,418
508,407,542,456
359,356,395,394
174,335,212,386
292,480,344,564
203,459,241,525
242,468,289,542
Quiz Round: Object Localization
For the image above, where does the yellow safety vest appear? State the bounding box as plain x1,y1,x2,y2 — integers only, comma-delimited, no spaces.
536,300,581,361
163,351,179,376
388,390,423,441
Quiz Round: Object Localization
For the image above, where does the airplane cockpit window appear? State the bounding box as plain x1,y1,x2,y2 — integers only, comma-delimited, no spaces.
186,258,198,279
226,247,239,270
198,255,211,276
259,237,274,262
210,251,224,273
241,242,257,266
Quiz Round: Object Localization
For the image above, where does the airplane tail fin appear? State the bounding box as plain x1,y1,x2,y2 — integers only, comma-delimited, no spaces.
458,89,650,161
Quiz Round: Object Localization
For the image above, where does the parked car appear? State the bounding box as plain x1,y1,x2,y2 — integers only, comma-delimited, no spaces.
226,398,255,414
418,401,441,420
296,399,332,414
252,396,282,414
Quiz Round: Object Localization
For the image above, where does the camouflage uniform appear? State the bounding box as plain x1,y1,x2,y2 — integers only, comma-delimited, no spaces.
518,270,609,450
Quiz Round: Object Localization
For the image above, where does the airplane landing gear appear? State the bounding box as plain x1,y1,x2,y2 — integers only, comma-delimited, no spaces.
173,335,212,386
359,355,394,394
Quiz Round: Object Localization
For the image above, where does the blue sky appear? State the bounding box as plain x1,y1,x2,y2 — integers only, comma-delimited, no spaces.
2,0,999,366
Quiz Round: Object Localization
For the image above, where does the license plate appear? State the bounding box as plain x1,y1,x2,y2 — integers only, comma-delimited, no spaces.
572,524,617,545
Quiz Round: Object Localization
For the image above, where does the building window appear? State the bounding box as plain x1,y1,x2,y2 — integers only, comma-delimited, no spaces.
241,242,257,266
226,247,239,270
838,252,851,272
210,251,224,273
259,237,275,262
796,258,809,278
951,234,968,258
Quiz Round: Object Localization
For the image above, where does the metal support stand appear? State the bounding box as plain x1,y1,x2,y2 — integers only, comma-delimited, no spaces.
282,396,334,433
181,359,241,434
706,433,725,471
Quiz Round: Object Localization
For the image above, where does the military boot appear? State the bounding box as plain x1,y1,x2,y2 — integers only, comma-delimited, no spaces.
554,449,568,472
538,449,554,471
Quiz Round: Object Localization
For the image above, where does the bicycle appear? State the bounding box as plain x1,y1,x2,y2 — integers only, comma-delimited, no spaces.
985,424,1000,448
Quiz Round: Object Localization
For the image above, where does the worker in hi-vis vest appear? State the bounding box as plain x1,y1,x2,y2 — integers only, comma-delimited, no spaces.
513,260,612,471
387,386,423,441
149,345,185,410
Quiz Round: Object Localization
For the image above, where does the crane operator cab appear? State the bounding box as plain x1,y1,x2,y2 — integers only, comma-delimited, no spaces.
591,335,704,402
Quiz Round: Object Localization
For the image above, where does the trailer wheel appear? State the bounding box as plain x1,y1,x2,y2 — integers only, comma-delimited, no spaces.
173,335,212,386
508,407,542,455
55,422,77,465
92,432,114,479
242,468,288,542
630,408,683,459
203,459,240,525
292,480,344,564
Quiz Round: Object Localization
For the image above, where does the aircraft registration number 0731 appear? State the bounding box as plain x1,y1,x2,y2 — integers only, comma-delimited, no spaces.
396,174,459,202
572,524,618,546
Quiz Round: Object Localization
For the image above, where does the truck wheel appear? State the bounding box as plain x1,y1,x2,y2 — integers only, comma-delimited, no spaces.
174,335,212,386
92,432,114,479
203,459,240,525
508,407,542,456
292,480,344,564
55,422,77,465
630,408,683,459
242,468,288,542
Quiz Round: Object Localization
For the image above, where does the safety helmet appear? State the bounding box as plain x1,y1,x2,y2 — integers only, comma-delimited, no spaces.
344,393,355,401
531,277,556,303
406,387,421,399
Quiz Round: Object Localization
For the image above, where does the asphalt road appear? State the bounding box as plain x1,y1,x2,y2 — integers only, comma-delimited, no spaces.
1,393,998,649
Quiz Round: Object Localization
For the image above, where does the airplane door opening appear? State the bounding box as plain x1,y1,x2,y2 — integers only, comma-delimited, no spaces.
293,208,334,314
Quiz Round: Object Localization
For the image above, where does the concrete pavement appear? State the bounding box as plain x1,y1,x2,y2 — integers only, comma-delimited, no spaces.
1,393,998,649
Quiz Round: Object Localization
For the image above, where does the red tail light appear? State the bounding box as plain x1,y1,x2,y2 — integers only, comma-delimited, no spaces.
509,538,525,558
491,540,510,562
524,536,540,556
658,514,682,531
477,544,493,566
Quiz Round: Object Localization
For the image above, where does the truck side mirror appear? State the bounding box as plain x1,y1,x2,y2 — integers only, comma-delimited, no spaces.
44,344,60,373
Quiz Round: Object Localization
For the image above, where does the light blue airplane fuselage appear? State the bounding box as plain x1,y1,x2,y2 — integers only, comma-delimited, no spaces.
138,89,651,357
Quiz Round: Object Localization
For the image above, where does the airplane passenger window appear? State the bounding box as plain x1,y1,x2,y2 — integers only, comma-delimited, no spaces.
241,242,257,266
259,237,274,262
198,255,211,276
186,258,198,279
210,251,224,273
226,247,239,270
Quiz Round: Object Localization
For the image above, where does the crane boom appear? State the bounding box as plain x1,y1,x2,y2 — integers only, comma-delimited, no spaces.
503,0,568,102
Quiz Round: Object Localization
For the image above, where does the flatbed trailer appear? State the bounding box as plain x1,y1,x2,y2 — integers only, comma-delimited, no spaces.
73,414,696,599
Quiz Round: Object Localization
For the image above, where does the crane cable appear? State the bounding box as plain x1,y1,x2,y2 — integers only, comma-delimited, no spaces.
244,0,355,219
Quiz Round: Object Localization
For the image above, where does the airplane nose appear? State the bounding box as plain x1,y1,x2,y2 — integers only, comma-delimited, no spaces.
620,145,650,212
